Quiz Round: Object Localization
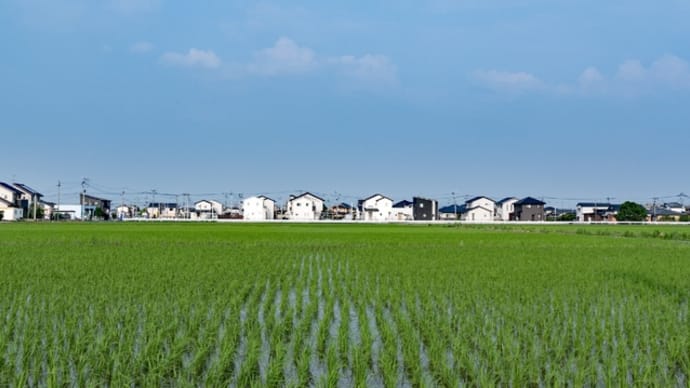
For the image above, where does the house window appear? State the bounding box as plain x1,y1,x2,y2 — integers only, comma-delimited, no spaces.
419,203,424,208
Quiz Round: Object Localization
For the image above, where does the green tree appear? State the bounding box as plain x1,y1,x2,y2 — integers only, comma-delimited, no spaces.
617,201,647,221
27,202,45,220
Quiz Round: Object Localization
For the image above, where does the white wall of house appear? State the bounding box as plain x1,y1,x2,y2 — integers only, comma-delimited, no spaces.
576,205,609,222
195,200,223,216
392,205,413,221
287,194,324,221
242,196,276,221
496,199,518,221
0,186,18,205
461,197,495,222
361,195,393,221
461,207,493,222
55,204,83,220
0,206,22,221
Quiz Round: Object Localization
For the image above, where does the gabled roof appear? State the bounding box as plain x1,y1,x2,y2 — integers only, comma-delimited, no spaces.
393,200,413,208
12,183,42,197
576,202,611,208
0,197,16,207
332,202,353,209
465,196,495,204
289,192,325,202
648,207,680,216
0,182,21,194
439,204,464,214
496,197,518,205
257,195,276,203
83,194,111,202
515,197,546,206
664,202,684,208
361,193,392,202
148,202,178,208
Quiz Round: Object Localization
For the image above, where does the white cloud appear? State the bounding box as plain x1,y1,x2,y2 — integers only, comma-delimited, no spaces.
472,69,544,92
331,54,398,85
616,60,646,82
650,54,690,88
579,66,604,85
160,49,221,69
247,37,316,76
474,54,690,96
130,41,154,54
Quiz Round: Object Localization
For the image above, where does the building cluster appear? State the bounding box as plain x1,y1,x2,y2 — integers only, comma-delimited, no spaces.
1,181,688,222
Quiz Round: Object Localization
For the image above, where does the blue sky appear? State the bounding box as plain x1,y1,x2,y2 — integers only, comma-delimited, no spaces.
2,0,689,207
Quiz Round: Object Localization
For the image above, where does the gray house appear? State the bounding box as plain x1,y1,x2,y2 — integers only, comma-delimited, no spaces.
513,197,546,221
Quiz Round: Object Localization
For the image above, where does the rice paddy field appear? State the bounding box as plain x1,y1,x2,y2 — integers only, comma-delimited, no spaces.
1,222,689,386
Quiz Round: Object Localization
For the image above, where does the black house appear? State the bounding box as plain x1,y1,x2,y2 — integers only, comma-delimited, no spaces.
413,196,438,221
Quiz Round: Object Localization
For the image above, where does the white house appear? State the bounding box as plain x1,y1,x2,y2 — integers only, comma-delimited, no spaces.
0,182,23,220
286,192,325,221
496,197,518,221
147,203,178,219
54,204,83,220
242,196,276,221
460,196,495,222
576,202,616,222
392,200,414,221
194,200,223,219
358,194,394,222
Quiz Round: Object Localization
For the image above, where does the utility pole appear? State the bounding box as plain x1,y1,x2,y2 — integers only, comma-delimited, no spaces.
56,180,61,221
32,193,37,221
81,178,88,221
652,197,659,222
452,192,457,220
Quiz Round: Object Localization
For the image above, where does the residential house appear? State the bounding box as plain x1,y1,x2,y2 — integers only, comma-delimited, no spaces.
460,196,495,222
648,206,683,222
13,183,43,218
330,203,355,220
242,196,276,221
194,200,224,219
496,197,518,221
663,202,686,214
116,205,139,220
513,197,546,221
81,194,112,219
439,204,464,220
286,192,325,221
147,202,178,219
392,200,413,221
0,182,23,220
413,197,438,221
358,194,393,221
576,202,619,222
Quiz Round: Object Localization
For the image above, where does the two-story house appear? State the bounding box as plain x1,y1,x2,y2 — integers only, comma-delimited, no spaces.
358,194,393,221
460,196,495,222
242,196,276,221
286,192,325,221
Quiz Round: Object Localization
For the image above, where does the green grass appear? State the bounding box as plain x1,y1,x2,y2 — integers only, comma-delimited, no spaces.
1,222,689,386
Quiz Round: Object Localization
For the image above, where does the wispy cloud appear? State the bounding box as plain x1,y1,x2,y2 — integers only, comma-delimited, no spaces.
330,54,398,86
472,69,544,93
130,41,154,54
247,37,316,76
474,54,690,96
160,49,221,69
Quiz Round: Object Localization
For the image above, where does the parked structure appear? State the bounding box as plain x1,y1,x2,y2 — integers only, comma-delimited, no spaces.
286,192,325,221
358,194,394,221
460,196,495,222
413,197,438,221
242,196,276,221
513,197,546,221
